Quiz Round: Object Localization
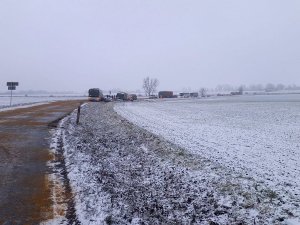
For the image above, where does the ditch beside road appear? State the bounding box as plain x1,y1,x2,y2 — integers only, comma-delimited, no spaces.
0,101,83,224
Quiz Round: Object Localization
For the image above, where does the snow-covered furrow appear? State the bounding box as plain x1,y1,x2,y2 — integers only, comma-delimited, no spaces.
114,96,300,223
55,102,300,224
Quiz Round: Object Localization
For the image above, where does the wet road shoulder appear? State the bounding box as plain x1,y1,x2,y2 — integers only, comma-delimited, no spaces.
0,100,83,224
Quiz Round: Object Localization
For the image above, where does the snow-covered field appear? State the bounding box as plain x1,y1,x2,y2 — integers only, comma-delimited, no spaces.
49,96,300,225
0,95,85,108
114,94,300,224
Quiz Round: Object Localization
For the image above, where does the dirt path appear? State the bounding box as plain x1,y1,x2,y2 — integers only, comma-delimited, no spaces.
0,101,83,224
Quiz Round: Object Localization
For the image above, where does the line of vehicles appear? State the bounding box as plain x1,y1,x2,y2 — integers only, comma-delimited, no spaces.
88,88,137,102
157,91,198,98
88,89,200,102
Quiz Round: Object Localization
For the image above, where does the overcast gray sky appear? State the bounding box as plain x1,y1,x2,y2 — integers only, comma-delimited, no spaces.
0,0,300,92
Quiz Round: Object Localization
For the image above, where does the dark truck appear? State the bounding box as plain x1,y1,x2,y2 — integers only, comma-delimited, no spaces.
158,91,174,98
129,94,137,101
190,92,199,97
116,92,137,101
88,88,104,102
116,92,128,100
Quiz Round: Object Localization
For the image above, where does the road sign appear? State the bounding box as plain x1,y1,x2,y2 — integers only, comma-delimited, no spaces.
8,86,16,90
7,82,19,86
6,81,19,106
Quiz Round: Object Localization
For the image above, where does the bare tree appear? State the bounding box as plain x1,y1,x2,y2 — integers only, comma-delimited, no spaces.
199,88,207,97
143,77,159,96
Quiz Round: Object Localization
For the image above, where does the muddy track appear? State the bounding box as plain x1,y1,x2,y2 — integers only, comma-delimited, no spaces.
0,100,84,224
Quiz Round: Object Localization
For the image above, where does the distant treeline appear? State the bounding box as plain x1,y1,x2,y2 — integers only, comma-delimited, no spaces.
214,83,300,92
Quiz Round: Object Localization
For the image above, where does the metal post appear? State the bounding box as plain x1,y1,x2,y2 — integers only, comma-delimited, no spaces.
76,105,81,125
10,89,12,106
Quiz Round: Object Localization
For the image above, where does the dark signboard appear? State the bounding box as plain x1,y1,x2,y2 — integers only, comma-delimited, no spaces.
7,82,19,86
8,86,16,90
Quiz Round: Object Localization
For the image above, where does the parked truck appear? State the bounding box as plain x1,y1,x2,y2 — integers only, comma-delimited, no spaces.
128,94,137,101
116,92,129,100
88,88,104,102
158,91,174,98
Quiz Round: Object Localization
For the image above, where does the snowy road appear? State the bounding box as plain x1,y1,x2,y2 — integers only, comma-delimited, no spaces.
115,95,300,221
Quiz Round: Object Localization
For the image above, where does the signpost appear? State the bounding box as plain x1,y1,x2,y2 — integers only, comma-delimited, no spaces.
6,82,19,106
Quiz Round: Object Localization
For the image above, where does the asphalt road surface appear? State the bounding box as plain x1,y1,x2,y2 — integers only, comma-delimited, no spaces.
0,101,82,224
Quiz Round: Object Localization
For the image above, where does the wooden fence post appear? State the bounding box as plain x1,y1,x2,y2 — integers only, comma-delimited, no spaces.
76,104,81,125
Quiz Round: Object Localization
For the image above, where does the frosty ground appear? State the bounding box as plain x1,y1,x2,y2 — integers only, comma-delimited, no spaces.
0,95,85,109
50,96,300,225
